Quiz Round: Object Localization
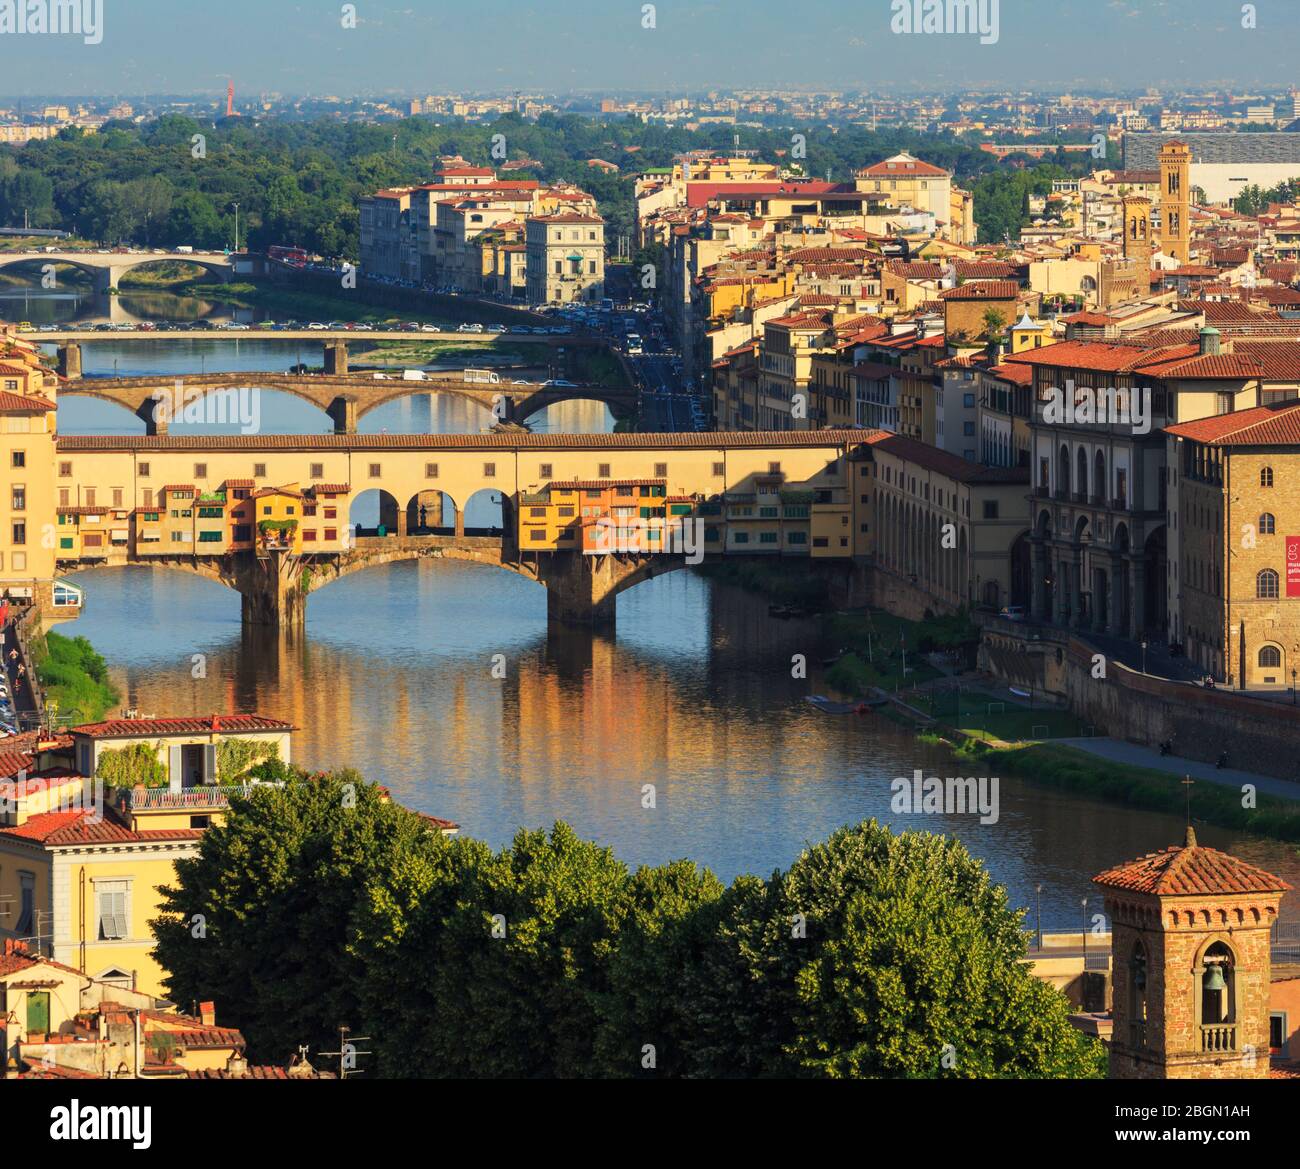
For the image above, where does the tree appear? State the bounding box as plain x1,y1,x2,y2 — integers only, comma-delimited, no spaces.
151,772,431,1064
680,822,1104,1079
982,308,1009,341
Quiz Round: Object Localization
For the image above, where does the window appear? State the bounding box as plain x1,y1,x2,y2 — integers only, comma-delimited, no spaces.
57,488,69,507
713,462,725,476
324,507,337,520
733,531,750,544
655,463,668,477
10,450,23,468
16,871,34,934
198,530,223,543
963,393,976,408
1258,569,1280,599
1261,466,1274,488
1260,513,1276,535
194,463,207,479
983,500,999,519
310,463,324,479
59,461,72,477
10,486,24,511
539,463,553,479
483,462,496,478
324,527,338,542
303,530,317,542
254,463,267,478
139,462,150,478
759,532,779,544
1272,1012,1289,1055
426,463,438,478
97,881,128,940
1260,645,1282,669
768,462,782,474
11,522,25,546
369,464,382,478
598,463,611,478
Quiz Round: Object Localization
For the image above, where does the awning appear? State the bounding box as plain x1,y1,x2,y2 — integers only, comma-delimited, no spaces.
110,529,129,541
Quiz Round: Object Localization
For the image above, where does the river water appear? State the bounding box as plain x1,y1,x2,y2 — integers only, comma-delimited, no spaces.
8,290,1299,919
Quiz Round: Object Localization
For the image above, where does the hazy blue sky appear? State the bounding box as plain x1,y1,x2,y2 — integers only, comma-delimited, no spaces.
1,0,1298,98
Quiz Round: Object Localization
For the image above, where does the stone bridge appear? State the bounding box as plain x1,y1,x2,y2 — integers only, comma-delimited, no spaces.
55,369,638,432
65,535,700,629
0,251,234,291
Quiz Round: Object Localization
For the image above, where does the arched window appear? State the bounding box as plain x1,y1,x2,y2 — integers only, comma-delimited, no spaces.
1200,941,1236,1046
1128,940,1148,1049
1261,466,1274,488
1258,569,1280,599
1259,645,1282,669
1259,513,1276,535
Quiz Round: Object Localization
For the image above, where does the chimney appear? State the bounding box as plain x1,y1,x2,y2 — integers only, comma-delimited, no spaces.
1199,326,1221,357
199,1001,216,1027
224,1050,249,1078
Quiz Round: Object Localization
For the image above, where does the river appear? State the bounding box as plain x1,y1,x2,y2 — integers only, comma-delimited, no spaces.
8,290,1299,920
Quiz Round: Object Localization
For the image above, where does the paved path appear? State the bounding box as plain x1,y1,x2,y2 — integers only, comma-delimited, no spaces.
1056,737,1300,801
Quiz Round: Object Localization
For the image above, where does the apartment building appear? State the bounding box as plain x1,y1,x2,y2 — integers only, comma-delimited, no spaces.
525,212,606,305
0,349,60,608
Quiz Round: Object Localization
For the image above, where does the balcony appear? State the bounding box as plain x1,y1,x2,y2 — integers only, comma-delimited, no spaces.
113,783,271,811
1200,1024,1236,1053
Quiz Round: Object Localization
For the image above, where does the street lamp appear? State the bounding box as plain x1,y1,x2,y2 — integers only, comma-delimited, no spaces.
1035,883,1043,950
231,202,240,253
1141,639,1148,675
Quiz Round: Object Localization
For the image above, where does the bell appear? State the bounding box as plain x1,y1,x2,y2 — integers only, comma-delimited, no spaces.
1203,963,1227,993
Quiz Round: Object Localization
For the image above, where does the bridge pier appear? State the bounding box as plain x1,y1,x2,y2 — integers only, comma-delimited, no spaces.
57,343,82,380
236,552,308,630
323,342,349,376
328,394,358,435
535,552,632,627
137,397,168,436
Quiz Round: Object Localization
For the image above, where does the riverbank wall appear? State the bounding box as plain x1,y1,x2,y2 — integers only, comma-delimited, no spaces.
979,622,1300,781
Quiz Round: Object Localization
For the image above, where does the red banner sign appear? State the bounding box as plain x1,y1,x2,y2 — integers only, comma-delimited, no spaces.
1288,537,1300,597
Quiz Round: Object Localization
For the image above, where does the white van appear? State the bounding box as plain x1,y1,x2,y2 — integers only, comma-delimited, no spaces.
401,369,427,381
464,368,500,384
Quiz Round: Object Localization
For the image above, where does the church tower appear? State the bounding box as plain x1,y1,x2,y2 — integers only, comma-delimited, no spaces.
1121,194,1153,293
1159,140,1193,265
1095,827,1290,1079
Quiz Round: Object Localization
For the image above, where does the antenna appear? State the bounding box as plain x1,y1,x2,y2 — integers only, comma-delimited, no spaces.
318,1024,372,1079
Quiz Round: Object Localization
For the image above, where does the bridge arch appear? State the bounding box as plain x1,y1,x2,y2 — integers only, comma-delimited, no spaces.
350,488,402,536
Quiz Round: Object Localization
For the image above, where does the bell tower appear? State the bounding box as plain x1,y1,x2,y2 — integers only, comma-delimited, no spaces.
1095,826,1289,1079
1121,195,1153,293
1159,140,1193,265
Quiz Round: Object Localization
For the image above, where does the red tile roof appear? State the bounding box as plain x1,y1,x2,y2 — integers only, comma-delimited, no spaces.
0,390,55,412
1164,401,1300,446
939,281,1020,301
857,154,950,178
71,713,293,738
0,808,205,846
1093,827,1291,897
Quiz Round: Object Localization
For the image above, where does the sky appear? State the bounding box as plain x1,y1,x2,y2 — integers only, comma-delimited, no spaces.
1,0,1298,99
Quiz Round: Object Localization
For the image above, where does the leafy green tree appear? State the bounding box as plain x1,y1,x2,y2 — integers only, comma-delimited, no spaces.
152,772,431,1064
681,822,1104,1079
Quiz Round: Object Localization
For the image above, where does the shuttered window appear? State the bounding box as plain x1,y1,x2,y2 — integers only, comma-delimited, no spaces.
97,881,129,940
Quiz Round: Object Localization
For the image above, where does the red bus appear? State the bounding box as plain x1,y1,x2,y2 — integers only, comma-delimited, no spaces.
268,245,310,266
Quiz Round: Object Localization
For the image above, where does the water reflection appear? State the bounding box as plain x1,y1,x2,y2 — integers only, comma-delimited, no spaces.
59,562,1300,920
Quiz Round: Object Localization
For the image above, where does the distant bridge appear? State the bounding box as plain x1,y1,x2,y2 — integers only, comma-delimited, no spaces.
0,251,234,291
55,370,638,432
41,328,603,345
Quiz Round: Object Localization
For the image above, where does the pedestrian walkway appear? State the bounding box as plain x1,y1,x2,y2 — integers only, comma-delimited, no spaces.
1056,737,1300,802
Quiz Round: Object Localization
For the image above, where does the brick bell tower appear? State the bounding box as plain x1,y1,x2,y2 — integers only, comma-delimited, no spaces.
1121,195,1153,294
1159,140,1193,265
1094,826,1290,1079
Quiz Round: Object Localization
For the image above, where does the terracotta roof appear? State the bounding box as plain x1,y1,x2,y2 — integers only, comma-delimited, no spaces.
858,153,949,178
939,281,1020,300
1164,401,1300,446
546,479,667,490
223,478,255,488
0,808,205,846
0,390,55,412
307,483,350,496
71,713,293,738
1093,827,1291,897
185,1066,293,1079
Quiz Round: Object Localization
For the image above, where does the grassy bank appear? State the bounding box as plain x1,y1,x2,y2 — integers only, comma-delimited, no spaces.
175,281,455,328
927,737,1300,844
30,630,120,724
824,609,978,693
